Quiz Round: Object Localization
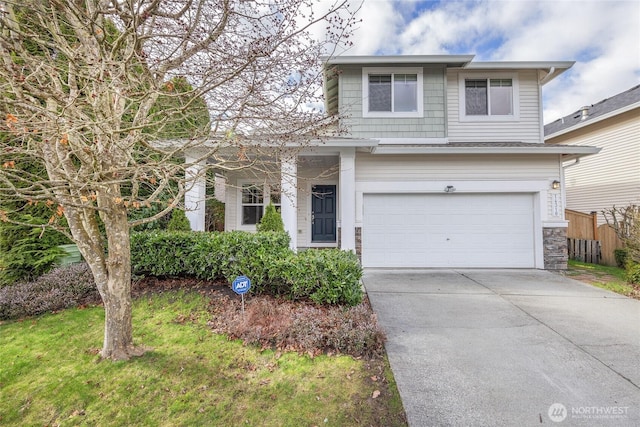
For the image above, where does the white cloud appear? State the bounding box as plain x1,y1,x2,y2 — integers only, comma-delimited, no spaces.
344,0,403,54
343,0,640,123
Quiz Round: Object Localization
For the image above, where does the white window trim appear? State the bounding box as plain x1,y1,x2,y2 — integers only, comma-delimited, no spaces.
236,180,280,231
458,72,520,122
362,67,424,118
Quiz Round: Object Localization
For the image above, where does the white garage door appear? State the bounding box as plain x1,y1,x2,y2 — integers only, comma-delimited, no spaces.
362,193,535,268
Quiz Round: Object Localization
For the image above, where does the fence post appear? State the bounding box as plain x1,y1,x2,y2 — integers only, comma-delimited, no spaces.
590,211,599,241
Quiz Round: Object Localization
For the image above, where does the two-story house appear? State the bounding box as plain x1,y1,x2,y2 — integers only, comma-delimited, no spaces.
185,55,599,270
545,85,640,225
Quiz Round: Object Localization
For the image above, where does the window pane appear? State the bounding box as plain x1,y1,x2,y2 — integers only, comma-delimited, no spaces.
465,79,488,115
369,74,392,112
490,79,513,115
394,74,418,112
270,187,281,205
241,184,263,204
242,206,263,225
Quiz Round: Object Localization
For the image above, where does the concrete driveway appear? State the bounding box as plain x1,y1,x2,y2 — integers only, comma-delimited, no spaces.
364,269,640,426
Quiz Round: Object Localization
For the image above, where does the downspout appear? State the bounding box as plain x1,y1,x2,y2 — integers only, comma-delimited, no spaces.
559,157,580,221
539,67,556,86
563,158,580,169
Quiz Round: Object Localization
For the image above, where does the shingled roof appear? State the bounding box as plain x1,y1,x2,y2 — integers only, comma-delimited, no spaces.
544,85,640,137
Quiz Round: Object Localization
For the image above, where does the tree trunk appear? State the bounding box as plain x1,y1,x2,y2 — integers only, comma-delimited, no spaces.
101,285,135,360
98,204,146,360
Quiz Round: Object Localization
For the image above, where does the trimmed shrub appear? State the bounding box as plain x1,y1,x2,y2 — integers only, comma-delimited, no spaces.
130,231,203,277
257,203,284,233
614,248,629,268
205,198,225,232
0,263,98,320
167,209,192,231
216,231,292,290
130,230,292,288
626,263,640,284
269,249,363,306
130,231,362,305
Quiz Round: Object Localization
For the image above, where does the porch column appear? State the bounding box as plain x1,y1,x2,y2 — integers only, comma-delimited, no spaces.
281,153,298,250
184,152,206,231
339,148,356,251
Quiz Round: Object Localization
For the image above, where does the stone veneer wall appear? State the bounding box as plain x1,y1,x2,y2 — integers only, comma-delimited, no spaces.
355,227,362,259
543,227,568,270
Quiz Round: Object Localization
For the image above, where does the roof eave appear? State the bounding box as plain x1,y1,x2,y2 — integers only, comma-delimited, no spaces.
370,145,601,156
545,101,640,140
298,138,379,148
465,61,575,70
321,54,475,67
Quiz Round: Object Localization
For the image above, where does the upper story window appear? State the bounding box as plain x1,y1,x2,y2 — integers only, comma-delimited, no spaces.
362,67,423,118
459,73,519,121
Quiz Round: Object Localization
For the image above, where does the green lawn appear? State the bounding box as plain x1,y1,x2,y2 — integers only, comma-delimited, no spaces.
0,291,406,426
566,260,636,296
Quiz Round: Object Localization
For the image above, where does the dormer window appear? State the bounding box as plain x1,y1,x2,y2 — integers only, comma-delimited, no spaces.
362,67,423,118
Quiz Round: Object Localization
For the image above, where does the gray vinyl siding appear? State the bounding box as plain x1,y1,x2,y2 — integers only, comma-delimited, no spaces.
552,110,640,224
447,69,543,144
338,65,447,138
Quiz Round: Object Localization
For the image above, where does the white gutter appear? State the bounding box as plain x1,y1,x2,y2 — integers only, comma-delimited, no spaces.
321,54,475,66
370,145,600,156
560,158,581,220
539,67,556,86
466,61,575,70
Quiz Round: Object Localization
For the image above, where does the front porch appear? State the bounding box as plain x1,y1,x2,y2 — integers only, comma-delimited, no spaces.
183,144,368,253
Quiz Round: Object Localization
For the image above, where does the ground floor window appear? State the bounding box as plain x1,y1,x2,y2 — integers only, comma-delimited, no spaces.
240,183,281,225
241,184,263,225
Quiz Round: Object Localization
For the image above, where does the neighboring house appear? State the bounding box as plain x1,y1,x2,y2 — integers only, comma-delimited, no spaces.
185,55,599,270
545,85,640,225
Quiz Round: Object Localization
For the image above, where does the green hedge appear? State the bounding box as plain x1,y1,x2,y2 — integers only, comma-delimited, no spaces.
130,231,362,305
269,249,363,306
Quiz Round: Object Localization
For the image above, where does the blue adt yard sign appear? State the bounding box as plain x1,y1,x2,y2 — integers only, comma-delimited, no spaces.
232,276,251,315
232,276,251,295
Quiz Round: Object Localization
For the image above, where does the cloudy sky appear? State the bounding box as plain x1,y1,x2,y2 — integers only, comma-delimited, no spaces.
330,0,640,124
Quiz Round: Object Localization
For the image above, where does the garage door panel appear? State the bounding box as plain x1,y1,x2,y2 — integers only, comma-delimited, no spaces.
362,193,535,268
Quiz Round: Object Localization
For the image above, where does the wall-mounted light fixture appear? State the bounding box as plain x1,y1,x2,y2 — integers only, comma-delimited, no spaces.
551,180,560,190
444,185,456,193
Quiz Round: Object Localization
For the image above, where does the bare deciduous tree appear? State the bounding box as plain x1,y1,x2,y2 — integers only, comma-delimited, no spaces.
0,0,355,360
603,205,640,263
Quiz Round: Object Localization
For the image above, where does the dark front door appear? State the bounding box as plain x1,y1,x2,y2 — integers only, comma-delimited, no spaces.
311,185,337,243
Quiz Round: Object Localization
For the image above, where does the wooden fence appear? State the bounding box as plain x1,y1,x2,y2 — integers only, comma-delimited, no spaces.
565,209,624,266
598,224,625,266
567,238,601,264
